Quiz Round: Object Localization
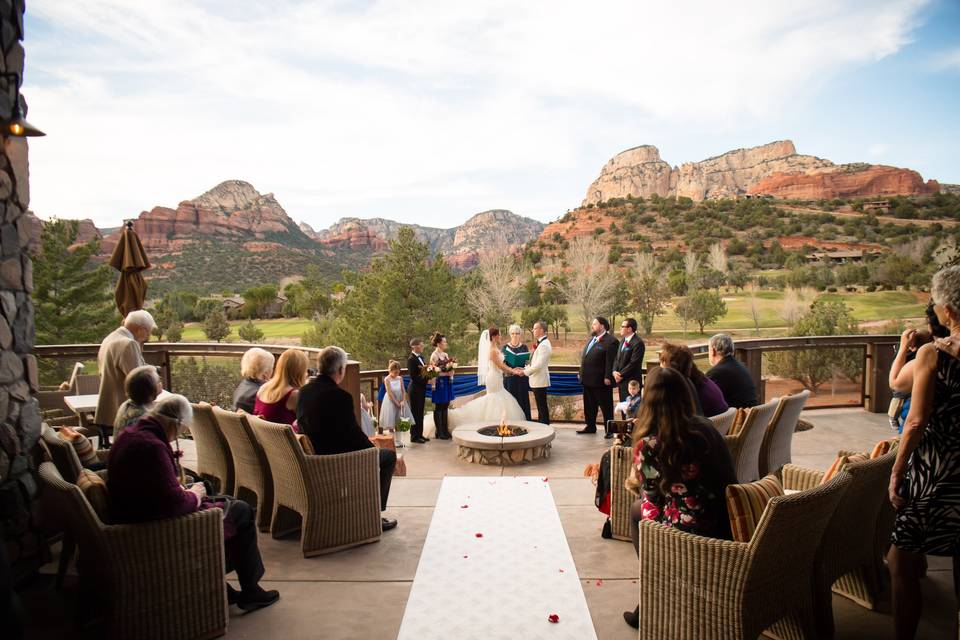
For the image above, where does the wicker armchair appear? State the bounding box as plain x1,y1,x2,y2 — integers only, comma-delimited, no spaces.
189,403,235,495
212,407,274,532
724,398,780,483
249,416,383,557
773,452,896,638
636,472,852,640
37,462,227,640
759,390,810,478
708,407,738,436
40,424,83,484
38,389,77,428
609,444,636,542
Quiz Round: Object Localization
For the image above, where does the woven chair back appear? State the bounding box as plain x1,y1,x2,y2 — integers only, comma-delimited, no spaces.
40,425,83,484
820,451,895,571
760,390,810,476
189,403,235,495
732,398,780,483
708,407,738,436
74,374,100,395
37,461,104,549
246,415,308,508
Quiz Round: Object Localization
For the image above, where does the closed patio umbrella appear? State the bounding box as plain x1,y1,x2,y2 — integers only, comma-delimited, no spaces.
110,221,151,316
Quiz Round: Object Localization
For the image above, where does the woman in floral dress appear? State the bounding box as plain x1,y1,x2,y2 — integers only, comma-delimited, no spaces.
623,366,737,629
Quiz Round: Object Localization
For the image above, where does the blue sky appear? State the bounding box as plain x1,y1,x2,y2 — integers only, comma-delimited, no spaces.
21,0,960,231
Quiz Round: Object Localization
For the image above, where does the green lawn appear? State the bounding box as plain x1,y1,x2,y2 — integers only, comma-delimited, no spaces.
180,318,313,343
177,290,927,345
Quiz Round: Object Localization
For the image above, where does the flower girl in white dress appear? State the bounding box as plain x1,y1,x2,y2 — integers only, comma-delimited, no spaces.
378,360,408,447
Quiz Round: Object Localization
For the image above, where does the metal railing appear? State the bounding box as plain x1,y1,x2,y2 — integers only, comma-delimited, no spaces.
34,334,902,422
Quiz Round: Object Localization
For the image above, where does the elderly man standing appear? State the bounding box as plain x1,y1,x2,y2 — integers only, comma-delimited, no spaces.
706,333,758,408
298,346,398,531
95,310,156,431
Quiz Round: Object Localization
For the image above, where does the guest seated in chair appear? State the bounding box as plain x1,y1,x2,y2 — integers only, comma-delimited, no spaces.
107,395,280,612
623,367,737,629
233,347,275,414
659,343,729,418
297,346,398,532
705,333,757,409
113,365,162,442
254,349,307,428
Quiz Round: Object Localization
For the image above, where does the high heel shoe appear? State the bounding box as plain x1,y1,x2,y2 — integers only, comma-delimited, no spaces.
623,605,639,629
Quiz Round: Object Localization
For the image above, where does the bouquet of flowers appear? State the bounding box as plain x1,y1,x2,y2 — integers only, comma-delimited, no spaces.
421,363,441,380
396,418,413,433
438,357,457,373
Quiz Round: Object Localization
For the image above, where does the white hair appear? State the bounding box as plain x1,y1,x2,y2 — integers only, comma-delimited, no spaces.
240,347,275,380
709,333,735,357
124,309,156,332
508,324,522,335
932,266,960,316
149,393,193,426
318,345,348,376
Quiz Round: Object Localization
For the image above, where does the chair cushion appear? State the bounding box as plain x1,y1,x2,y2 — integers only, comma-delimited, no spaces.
296,434,315,455
77,469,111,523
821,452,869,484
726,475,783,542
728,408,750,436
870,438,899,459
58,427,98,467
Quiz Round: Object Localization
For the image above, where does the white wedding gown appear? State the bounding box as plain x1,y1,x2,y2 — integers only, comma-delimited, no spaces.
423,349,526,438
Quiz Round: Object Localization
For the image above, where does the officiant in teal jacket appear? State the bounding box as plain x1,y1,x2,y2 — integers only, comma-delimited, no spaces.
503,324,532,420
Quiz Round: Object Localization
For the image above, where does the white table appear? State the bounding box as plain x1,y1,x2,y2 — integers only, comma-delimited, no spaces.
63,390,173,420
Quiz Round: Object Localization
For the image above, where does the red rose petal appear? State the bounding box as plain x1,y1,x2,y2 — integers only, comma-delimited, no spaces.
542,477,549,482
558,568,565,573
461,504,469,509
548,614,560,623
463,555,468,558
596,579,603,586
475,533,483,538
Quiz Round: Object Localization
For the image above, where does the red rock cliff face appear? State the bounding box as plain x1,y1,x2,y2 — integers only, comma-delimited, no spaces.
100,180,297,255
747,165,940,200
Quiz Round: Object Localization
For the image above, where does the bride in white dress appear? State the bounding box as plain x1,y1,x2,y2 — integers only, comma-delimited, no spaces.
423,328,527,438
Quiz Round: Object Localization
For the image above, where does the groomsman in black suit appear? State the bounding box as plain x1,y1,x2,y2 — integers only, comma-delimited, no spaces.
407,338,429,444
578,316,618,435
612,317,645,401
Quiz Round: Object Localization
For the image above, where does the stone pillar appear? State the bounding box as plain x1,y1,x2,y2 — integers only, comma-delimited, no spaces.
0,0,42,571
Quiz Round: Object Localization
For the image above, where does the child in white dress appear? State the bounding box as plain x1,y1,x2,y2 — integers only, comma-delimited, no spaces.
378,360,408,447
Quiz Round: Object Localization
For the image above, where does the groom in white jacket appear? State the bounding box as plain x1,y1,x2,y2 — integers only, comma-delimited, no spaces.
524,320,552,425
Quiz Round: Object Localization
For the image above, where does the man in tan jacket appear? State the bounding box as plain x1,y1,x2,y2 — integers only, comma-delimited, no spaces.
94,310,155,427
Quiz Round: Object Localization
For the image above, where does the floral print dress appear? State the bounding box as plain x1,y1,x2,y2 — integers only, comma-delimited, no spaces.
634,419,737,539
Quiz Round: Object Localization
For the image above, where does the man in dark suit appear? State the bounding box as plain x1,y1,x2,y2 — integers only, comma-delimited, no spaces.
406,338,429,444
298,346,398,531
705,333,758,408
578,316,618,435
612,317,645,404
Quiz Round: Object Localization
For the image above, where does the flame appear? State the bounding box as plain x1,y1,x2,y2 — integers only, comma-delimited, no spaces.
497,411,512,436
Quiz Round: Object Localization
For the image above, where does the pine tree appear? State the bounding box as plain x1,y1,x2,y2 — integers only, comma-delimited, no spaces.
203,309,231,342
238,319,264,343
33,219,117,345
332,227,468,366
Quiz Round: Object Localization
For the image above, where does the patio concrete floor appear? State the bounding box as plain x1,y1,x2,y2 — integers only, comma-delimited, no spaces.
28,408,958,639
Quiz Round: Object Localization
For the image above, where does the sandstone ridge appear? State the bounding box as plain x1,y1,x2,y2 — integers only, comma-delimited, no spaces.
583,140,939,204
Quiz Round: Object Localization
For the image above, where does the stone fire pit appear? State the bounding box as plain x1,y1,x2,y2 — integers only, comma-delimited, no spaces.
452,420,555,465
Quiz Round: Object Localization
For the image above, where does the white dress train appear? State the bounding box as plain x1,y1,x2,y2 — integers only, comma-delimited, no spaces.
424,350,526,438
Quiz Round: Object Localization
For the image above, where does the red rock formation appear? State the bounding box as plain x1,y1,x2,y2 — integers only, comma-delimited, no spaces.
748,166,940,200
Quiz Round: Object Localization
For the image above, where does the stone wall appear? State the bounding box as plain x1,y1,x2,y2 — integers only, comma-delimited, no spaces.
0,0,41,568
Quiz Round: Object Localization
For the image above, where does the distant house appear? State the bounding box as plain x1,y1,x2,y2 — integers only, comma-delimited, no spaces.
222,296,245,316
806,250,865,264
262,294,288,318
862,200,890,213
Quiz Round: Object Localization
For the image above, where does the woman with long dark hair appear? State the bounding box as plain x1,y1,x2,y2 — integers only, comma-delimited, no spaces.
659,342,729,417
623,366,737,628
429,332,456,440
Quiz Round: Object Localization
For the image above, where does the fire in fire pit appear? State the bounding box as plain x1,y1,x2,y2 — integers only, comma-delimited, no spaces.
478,420,529,438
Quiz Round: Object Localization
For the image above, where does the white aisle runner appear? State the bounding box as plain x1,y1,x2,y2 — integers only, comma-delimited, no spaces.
397,476,598,640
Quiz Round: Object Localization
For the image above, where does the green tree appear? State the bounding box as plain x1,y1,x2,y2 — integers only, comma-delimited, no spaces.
667,269,688,296
768,299,862,391
727,268,749,291
152,303,181,341
301,310,336,348
331,227,468,366
238,319,264,343
166,319,184,343
203,309,231,342
674,290,727,334
630,255,670,335
284,265,331,319
241,284,278,319
33,219,116,346
160,290,199,322
521,275,541,308
193,298,221,320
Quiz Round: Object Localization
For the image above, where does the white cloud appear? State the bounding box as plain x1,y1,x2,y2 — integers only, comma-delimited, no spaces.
24,0,928,228
932,47,960,71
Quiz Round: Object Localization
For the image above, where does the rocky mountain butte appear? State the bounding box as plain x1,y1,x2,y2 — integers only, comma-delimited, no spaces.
583,140,940,204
